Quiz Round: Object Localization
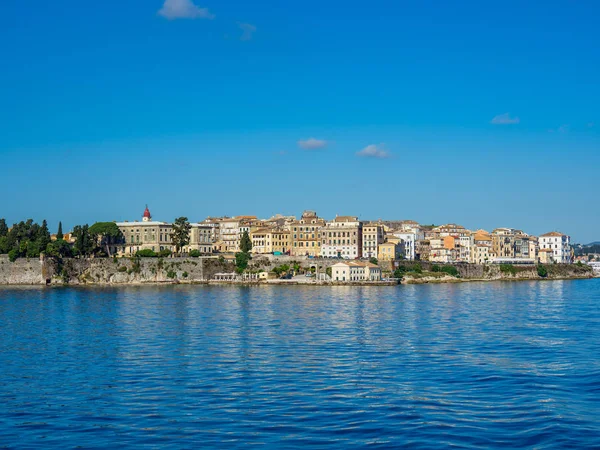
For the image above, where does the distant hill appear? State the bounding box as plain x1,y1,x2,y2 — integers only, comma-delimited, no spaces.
586,241,600,246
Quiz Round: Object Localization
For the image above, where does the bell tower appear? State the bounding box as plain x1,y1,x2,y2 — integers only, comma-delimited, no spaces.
143,205,152,222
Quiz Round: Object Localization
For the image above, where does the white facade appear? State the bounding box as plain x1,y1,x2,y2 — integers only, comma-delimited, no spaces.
539,232,572,263
331,262,382,281
320,216,362,259
392,231,423,260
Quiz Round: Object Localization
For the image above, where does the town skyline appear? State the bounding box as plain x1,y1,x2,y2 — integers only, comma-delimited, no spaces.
0,204,592,245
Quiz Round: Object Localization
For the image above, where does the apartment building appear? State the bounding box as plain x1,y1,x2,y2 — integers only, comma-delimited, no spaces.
362,223,385,258
378,241,403,261
250,228,291,254
321,216,363,259
539,232,572,263
289,211,325,257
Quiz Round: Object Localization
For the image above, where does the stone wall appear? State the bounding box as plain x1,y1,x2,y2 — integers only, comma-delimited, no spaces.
0,255,45,285
0,255,593,286
0,256,236,285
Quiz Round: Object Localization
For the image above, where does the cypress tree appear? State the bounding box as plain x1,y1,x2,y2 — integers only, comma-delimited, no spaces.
57,222,63,240
240,231,252,254
0,219,8,237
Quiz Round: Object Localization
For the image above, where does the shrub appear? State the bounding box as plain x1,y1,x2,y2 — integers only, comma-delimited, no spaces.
158,249,172,258
412,264,423,274
500,264,517,276
441,265,459,277
188,250,201,258
393,266,407,278
537,264,548,278
118,266,128,273
431,265,441,272
8,249,18,262
167,270,176,279
182,271,189,278
136,249,157,257
235,252,250,272
369,257,378,265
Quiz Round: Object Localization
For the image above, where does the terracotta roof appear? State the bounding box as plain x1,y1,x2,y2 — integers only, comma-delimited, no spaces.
540,231,565,237
334,216,359,222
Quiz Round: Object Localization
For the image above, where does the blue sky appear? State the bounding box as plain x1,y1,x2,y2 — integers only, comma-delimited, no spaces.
1,0,598,242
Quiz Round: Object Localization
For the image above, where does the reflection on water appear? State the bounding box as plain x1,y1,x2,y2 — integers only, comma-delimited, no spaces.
1,281,599,448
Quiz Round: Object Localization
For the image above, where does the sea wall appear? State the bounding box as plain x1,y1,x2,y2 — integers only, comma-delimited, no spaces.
0,255,235,285
0,255,594,286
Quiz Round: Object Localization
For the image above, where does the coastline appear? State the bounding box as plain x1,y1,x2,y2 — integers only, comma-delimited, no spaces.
0,255,595,287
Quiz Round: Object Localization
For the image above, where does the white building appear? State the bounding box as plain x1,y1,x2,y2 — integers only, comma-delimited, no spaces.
392,231,423,260
539,232,572,263
331,261,382,281
321,216,362,259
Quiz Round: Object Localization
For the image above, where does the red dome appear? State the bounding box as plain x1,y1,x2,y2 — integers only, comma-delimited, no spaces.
143,205,151,219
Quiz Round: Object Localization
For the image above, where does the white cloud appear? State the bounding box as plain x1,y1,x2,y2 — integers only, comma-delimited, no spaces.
356,144,390,159
238,23,257,41
298,138,327,150
158,0,215,20
558,124,570,133
490,113,520,125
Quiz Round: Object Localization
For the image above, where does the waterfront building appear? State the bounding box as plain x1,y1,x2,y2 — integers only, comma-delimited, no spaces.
289,211,325,257
116,206,173,255
362,222,385,259
250,228,291,254
378,241,403,261
218,216,259,253
491,228,523,258
331,261,382,281
471,230,493,264
321,216,363,259
116,206,214,255
185,223,214,254
392,230,423,260
538,248,554,264
539,232,572,263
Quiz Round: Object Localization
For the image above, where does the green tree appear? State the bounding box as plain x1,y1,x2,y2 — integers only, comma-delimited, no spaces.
0,219,8,237
45,240,72,258
369,257,378,265
235,252,250,273
170,217,191,256
240,231,252,253
38,220,51,252
136,249,157,257
0,237,8,254
537,264,548,278
73,225,95,256
89,222,123,257
57,222,63,240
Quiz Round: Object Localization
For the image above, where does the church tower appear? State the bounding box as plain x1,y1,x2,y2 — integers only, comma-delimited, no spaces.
143,205,152,222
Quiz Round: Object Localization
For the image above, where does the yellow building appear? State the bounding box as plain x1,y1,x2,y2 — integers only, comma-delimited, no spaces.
378,242,402,261
250,228,291,254
289,211,325,257
363,223,385,258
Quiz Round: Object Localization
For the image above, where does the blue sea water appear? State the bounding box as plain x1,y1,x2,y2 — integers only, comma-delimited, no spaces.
0,280,599,449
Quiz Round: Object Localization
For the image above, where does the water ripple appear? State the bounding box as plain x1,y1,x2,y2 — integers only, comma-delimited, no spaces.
1,281,599,448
